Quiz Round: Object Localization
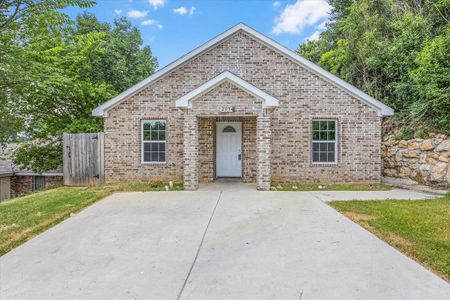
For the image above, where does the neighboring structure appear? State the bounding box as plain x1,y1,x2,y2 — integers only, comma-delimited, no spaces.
92,23,394,190
0,144,63,200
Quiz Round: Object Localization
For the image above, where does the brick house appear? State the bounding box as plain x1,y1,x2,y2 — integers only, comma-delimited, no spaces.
92,24,393,190
0,144,63,200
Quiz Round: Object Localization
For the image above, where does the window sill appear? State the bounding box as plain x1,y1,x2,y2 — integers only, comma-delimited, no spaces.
311,162,338,166
141,161,167,165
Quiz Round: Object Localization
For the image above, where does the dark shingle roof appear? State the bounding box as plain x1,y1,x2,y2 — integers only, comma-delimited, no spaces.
0,143,62,176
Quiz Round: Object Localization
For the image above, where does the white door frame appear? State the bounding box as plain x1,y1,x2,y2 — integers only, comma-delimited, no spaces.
216,121,242,178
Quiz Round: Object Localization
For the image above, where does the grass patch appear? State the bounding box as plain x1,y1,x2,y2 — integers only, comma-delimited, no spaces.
330,193,450,281
271,183,391,191
0,182,183,255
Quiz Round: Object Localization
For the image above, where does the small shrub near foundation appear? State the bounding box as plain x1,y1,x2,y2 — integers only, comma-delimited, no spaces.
148,178,164,188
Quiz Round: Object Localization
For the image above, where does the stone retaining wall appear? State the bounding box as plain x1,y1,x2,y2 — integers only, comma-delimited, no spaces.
382,134,450,187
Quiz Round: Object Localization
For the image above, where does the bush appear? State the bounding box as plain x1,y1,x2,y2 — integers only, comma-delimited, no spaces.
148,178,164,188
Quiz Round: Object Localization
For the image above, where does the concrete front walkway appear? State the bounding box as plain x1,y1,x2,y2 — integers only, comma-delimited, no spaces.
1,187,448,299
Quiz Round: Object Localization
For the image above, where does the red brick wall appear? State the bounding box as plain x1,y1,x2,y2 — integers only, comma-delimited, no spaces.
11,175,63,195
11,176,32,195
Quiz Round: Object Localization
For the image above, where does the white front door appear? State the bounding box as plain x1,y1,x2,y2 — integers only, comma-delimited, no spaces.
216,122,242,177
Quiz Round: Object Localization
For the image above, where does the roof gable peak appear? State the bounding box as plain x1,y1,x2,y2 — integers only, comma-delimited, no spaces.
92,23,393,117
175,71,279,109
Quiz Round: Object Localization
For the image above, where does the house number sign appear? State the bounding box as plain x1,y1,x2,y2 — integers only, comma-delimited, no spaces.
219,106,234,113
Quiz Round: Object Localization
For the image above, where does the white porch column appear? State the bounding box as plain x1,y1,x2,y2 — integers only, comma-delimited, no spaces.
256,112,271,190
183,112,199,190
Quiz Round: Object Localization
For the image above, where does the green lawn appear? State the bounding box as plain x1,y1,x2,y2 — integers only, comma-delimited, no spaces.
0,182,183,255
330,193,450,281
272,182,391,191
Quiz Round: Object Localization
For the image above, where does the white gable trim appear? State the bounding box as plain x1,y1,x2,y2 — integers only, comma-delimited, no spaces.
176,71,279,109
92,23,394,117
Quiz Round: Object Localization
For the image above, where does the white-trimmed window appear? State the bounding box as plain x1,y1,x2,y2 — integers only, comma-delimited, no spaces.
142,120,166,163
312,120,337,164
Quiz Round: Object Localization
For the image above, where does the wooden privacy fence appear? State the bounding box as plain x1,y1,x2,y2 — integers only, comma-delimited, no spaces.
63,133,104,186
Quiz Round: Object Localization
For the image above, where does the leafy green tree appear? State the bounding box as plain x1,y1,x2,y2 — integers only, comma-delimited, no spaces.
1,2,158,171
298,0,449,136
409,29,450,133
1,1,95,142
73,14,158,93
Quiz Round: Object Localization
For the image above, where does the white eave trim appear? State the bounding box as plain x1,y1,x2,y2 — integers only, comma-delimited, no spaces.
92,23,394,117
176,71,279,109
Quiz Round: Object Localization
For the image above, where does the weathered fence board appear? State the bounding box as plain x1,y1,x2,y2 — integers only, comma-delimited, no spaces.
63,133,104,186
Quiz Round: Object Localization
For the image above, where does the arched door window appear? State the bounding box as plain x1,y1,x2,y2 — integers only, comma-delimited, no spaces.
222,126,236,133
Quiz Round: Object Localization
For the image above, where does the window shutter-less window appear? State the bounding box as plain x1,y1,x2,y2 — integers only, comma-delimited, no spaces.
312,120,337,163
142,120,167,163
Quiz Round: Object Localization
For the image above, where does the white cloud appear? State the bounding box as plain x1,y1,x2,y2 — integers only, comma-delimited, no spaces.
173,6,195,16
273,1,280,8
173,6,188,15
141,19,163,30
272,0,331,35
317,20,327,30
127,9,148,19
114,9,122,15
307,31,321,41
149,0,166,10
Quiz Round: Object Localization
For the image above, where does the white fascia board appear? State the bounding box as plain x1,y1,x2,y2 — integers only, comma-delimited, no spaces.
176,71,279,108
92,23,394,117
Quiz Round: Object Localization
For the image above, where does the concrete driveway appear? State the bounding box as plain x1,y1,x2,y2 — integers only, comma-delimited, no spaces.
1,185,448,300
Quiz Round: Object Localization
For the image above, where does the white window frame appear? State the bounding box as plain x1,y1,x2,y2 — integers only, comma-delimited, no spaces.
311,119,338,165
141,119,167,164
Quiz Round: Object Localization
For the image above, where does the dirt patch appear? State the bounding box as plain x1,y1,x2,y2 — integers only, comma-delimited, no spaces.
345,212,377,222
387,232,415,246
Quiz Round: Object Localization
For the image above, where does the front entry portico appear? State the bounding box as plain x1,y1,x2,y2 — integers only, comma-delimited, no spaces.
176,71,279,191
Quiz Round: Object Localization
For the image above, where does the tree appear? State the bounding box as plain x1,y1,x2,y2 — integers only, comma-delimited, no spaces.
73,14,158,93
409,29,450,133
298,0,449,136
1,1,95,142
1,3,158,171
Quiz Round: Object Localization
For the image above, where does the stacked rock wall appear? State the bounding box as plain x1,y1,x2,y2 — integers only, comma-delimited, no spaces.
382,134,450,187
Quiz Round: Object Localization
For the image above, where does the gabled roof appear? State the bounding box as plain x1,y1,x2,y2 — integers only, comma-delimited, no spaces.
176,71,279,109
92,23,394,117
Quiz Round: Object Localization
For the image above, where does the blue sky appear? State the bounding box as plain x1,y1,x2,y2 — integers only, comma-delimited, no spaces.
65,0,331,68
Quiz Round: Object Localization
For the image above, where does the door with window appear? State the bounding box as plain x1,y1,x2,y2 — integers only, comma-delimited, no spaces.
216,122,242,177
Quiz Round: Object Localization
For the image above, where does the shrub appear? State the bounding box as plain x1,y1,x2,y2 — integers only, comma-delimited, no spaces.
148,178,163,188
